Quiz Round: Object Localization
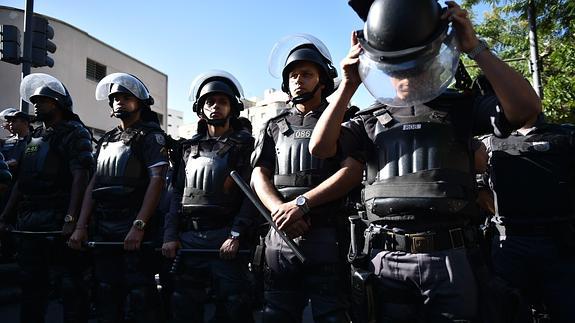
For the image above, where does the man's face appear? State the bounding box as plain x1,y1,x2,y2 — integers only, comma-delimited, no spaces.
203,93,231,120
111,92,140,116
7,118,28,134
32,96,59,120
288,61,324,98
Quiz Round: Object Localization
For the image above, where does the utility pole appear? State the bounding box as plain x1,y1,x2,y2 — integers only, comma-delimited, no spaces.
527,0,543,99
21,0,34,114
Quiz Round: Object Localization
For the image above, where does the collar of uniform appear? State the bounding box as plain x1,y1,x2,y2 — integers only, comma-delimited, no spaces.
203,128,233,141
291,101,328,117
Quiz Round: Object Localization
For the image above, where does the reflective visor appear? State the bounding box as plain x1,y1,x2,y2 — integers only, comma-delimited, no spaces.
358,30,460,107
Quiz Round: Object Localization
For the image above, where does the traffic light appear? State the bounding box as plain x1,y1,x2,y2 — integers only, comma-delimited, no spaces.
0,24,21,65
31,16,56,68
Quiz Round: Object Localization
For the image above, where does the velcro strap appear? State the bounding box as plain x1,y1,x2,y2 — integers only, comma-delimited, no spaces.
274,173,325,187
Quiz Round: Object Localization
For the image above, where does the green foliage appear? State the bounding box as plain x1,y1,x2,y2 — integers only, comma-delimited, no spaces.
461,0,575,123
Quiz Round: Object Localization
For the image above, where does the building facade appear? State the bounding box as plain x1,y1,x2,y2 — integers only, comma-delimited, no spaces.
0,6,168,138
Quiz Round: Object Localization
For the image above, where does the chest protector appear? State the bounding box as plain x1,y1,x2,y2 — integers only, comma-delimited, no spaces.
93,128,149,202
273,118,338,200
182,138,242,216
19,134,69,196
363,105,475,222
488,125,575,223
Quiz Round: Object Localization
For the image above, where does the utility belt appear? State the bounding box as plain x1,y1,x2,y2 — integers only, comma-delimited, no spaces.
366,225,477,254
180,214,233,232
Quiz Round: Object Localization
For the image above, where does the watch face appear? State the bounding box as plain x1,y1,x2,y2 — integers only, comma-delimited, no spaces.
64,215,74,223
296,196,306,206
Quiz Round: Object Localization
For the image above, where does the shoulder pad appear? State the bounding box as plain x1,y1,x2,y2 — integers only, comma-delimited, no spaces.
355,102,387,116
267,110,291,124
229,129,254,144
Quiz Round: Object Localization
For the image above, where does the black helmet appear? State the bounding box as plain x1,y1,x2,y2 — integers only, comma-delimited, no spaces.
269,34,338,101
361,0,446,61
95,73,155,107
20,73,73,111
5,110,32,122
356,0,460,107
281,45,338,97
189,70,244,118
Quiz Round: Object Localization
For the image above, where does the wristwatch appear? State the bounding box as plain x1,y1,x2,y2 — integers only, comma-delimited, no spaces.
295,195,310,214
133,219,146,231
467,39,489,60
64,214,75,223
229,230,240,240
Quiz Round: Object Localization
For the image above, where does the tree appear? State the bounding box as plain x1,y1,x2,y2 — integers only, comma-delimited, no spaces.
462,0,575,123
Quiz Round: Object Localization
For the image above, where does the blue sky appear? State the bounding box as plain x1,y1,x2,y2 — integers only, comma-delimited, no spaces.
3,0,489,123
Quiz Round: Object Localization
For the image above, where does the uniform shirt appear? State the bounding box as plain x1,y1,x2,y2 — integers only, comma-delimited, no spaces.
164,128,255,242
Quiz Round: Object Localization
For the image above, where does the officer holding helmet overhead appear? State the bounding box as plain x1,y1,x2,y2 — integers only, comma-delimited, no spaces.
0,73,93,323
310,0,541,322
161,70,255,323
68,72,168,323
251,34,363,323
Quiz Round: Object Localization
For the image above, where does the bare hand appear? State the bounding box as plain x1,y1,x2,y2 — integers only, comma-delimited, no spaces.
272,201,304,231
161,240,180,259
124,227,145,251
219,238,240,260
441,1,479,53
68,228,88,250
340,31,363,89
283,217,311,239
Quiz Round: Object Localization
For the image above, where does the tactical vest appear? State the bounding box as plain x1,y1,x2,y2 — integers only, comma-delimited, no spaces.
363,105,476,222
18,130,70,197
273,116,339,201
488,124,575,223
181,133,250,216
92,126,153,204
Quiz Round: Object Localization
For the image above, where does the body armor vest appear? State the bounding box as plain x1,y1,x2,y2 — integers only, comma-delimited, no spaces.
363,105,475,222
181,137,243,216
93,128,150,204
273,118,338,201
19,134,69,196
488,124,575,224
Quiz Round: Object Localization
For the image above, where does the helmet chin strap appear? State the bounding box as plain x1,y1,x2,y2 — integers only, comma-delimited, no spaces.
291,83,321,105
206,118,227,127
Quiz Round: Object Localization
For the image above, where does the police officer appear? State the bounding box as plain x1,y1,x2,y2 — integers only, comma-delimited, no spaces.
1,109,32,173
161,70,255,323
310,1,541,322
68,73,168,323
251,34,363,323
481,113,575,322
0,73,94,323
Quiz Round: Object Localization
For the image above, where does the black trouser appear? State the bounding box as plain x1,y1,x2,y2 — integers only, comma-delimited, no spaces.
17,236,90,323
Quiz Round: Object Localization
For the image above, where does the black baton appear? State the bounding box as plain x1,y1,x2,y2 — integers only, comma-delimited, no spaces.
230,170,306,263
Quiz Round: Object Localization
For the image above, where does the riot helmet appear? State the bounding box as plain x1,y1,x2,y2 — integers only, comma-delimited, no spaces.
95,73,155,119
357,0,460,107
189,70,244,126
268,33,338,104
5,110,32,122
20,73,73,111
0,108,19,121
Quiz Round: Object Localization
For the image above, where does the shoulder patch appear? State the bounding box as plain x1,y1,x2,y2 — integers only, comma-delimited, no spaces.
155,133,166,146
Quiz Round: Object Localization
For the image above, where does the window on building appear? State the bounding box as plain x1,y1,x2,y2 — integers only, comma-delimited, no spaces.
86,58,107,82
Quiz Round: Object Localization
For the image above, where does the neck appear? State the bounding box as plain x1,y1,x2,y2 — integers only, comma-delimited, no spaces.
294,95,323,114
43,115,63,129
208,120,230,137
119,112,141,130
15,129,29,138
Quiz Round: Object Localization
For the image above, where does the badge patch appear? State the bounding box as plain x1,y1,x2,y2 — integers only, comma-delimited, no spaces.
402,124,422,131
294,129,312,139
155,134,166,146
531,141,550,151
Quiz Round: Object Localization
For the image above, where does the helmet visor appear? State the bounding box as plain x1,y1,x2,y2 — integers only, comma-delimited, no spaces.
95,73,151,101
358,31,460,107
20,73,67,104
188,70,244,102
268,33,333,78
